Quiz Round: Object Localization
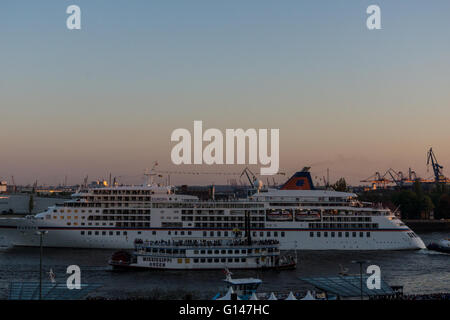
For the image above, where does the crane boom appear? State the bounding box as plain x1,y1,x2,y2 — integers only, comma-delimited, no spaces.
427,147,445,183
240,167,257,186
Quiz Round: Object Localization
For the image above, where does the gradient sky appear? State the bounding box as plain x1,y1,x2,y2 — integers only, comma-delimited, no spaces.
1,0,450,186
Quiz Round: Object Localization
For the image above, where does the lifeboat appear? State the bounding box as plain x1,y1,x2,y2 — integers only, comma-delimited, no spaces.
295,210,321,221
266,210,292,221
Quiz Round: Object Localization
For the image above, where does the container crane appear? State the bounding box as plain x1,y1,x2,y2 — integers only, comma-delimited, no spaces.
385,168,425,187
386,168,403,187
361,171,392,190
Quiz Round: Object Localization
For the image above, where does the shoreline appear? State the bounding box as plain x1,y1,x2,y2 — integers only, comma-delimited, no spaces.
404,220,450,232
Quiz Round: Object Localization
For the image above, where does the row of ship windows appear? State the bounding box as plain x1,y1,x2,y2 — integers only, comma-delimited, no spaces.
78,230,285,237
192,248,277,255
92,190,156,195
143,203,265,209
181,210,264,215
103,210,152,214
183,216,265,221
142,257,249,264
322,216,372,222
78,229,382,238
80,230,194,236
310,231,371,238
56,213,264,221
71,222,151,227
88,216,151,221
49,215,150,222
141,248,259,255
81,230,128,236
193,223,264,228
53,209,100,214
48,215,86,220
309,223,379,229
201,231,286,238
193,258,247,263
70,222,114,226
89,194,172,200
86,200,265,209
54,209,151,215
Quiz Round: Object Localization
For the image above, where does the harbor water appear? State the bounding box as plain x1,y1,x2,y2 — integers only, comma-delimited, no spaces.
0,232,448,299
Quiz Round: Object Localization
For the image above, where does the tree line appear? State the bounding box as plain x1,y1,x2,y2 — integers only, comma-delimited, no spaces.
332,178,450,220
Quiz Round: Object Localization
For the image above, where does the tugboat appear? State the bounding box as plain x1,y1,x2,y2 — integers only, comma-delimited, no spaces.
427,238,450,254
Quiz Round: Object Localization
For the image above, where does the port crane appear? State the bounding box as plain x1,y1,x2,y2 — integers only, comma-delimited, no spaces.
408,168,418,181
426,147,449,184
360,171,392,190
239,167,260,188
386,168,404,188
385,168,418,187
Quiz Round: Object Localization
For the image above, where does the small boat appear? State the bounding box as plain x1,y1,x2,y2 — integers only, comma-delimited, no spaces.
427,239,450,254
212,270,330,300
213,271,262,300
109,237,297,270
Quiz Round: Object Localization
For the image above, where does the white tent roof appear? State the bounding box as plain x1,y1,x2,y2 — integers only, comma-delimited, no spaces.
268,292,278,300
249,292,258,300
217,287,233,300
285,292,297,300
301,290,316,300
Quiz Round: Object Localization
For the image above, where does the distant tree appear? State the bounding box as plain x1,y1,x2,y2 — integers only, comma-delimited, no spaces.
420,195,435,219
392,190,420,219
433,183,448,195
413,180,424,198
332,178,348,192
436,194,450,219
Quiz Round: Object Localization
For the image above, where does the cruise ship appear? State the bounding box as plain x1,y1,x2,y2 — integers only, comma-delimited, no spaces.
0,170,426,250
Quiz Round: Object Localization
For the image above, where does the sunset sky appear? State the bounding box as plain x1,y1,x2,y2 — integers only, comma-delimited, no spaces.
1,0,450,186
